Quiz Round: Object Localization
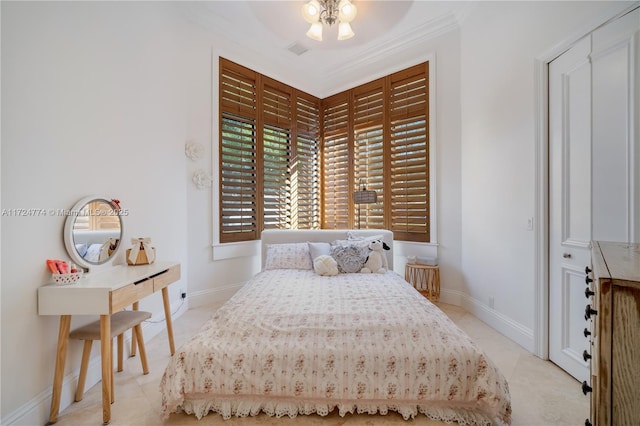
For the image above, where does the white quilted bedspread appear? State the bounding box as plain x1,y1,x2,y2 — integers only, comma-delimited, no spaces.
160,270,511,425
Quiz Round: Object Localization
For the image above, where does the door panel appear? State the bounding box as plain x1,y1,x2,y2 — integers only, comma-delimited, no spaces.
549,8,639,382
549,35,591,383
591,8,639,243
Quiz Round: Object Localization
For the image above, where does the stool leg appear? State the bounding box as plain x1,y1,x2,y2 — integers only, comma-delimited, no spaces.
130,302,139,357
75,340,93,402
133,323,149,375
110,339,115,404
117,333,124,372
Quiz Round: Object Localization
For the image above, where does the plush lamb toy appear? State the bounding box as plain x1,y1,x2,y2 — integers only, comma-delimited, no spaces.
360,239,390,274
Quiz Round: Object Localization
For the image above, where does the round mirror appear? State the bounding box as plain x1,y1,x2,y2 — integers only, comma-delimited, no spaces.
63,196,124,271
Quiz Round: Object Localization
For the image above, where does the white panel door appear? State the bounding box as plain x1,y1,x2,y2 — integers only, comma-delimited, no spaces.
548,7,639,382
549,35,592,383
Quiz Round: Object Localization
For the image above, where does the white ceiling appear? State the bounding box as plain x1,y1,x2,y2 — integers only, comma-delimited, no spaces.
179,1,472,97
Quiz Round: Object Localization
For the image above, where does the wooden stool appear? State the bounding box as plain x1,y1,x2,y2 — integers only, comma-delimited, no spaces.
405,263,440,302
69,310,151,402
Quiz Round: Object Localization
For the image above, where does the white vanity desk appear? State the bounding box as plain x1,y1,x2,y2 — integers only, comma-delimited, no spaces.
38,261,180,425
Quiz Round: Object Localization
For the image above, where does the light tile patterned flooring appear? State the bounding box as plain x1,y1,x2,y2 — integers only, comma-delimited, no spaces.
54,302,588,425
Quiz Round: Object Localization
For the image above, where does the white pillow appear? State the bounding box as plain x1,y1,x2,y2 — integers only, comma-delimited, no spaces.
264,243,313,270
308,241,331,259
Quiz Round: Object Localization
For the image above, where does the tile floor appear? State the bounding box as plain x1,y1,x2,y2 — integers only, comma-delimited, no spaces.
54,302,589,425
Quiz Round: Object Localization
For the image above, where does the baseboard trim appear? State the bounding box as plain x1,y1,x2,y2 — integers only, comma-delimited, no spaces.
3,298,189,426
440,288,535,352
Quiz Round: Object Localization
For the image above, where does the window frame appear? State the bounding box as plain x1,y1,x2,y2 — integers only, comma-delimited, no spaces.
217,57,434,245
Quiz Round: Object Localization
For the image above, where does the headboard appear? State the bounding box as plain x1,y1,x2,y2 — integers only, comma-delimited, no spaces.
260,229,394,270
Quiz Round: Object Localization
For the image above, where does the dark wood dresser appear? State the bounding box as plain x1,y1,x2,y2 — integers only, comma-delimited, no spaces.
585,241,640,425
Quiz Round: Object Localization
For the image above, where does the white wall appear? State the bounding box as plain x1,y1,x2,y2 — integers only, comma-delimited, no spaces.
459,1,633,349
1,2,190,423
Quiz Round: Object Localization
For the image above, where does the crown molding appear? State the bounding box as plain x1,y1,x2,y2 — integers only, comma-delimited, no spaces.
330,10,460,75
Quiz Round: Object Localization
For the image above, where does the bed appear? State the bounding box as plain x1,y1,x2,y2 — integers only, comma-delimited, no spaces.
160,230,512,425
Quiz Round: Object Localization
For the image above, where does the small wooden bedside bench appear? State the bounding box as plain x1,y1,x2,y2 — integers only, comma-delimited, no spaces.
405,263,440,302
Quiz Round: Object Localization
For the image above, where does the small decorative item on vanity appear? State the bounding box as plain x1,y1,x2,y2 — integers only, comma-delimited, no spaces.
126,237,156,265
46,259,83,285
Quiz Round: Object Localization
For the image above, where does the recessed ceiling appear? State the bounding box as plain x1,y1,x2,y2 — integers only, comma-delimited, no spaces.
179,1,471,97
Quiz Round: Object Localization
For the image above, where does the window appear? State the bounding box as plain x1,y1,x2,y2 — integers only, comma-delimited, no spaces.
321,63,430,242
219,58,429,243
219,58,321,243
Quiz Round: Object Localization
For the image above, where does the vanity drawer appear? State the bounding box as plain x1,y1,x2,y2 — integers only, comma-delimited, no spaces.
111,279,154,312
153,264,180,292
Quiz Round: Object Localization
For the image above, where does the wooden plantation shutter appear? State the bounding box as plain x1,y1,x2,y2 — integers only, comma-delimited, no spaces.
218,57,428,244
353,79,385,229
321,93,351,229
219,59,258,243
389,62,429,242
219,58,321,243
262,78,292,230
294,92,321,229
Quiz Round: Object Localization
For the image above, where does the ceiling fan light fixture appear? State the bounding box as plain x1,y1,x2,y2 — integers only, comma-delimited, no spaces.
338,0,357,22
302,0,321,23
337,22,354,40
306,21,323,41
302,0,357,41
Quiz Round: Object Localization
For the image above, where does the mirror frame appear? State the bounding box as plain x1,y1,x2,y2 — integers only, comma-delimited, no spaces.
63,195,125,271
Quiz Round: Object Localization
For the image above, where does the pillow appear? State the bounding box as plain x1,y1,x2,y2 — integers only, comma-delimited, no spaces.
75,243,89,258
264,243,313,270
331,238,368,249
347,231,384,243
308,241,331,259
313,255,339,276
330,243,368,273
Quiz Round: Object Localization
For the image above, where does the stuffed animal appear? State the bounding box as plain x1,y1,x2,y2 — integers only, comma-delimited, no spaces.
313,254,339,276
360,239,390,274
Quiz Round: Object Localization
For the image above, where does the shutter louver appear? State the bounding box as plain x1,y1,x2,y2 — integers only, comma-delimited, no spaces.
389,63,429,242
322,96,350,229
220,63,256,117
294,93,320,229
354,82,385,229
220,59,258,243
262,79,292,231
263,79,291,128
220,114,257,242
263,124,291,230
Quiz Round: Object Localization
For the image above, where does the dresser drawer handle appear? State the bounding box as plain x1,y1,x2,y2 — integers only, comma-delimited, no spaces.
583,350,592,362
581,381,592,395
584,304,598,320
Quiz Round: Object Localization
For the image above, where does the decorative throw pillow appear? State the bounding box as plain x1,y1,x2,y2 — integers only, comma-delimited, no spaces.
264,243,313,270
308,241,331,259
330,243,368,273
313,254,339,276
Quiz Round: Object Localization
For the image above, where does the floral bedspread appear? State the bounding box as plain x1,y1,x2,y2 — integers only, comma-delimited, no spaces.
160,270,511,425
